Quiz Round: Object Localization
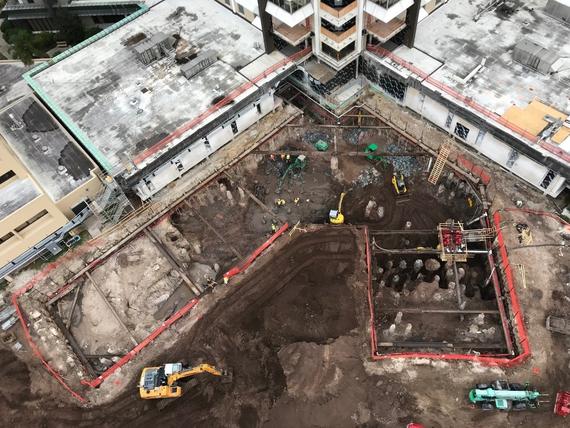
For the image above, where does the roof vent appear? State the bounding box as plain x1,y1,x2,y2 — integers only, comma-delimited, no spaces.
132,32,174,66
513,39,558,74
180,50,217,80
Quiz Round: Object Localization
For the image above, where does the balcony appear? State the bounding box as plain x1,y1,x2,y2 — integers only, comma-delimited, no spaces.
366,16,405,42
320,26,357,51
319,40,358,69
266,0,314,27
320,1,358,26
365,0,414,23
273,22,311,46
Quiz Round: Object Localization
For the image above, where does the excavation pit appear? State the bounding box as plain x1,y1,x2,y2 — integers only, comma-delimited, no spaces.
5,90,532,426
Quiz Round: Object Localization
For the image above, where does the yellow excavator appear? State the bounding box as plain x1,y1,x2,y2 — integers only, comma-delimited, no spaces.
329,192,347,225
139,363,230,399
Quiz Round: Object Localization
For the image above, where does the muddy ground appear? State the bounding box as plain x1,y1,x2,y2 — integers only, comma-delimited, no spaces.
1,95,568,427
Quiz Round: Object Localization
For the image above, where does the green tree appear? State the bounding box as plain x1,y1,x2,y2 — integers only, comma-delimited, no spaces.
9,28,35,65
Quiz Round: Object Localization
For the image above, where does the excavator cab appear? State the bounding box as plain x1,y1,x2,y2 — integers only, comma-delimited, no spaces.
391,173,407,195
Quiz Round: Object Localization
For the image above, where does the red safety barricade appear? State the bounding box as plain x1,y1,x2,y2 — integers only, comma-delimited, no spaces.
224,223,289,283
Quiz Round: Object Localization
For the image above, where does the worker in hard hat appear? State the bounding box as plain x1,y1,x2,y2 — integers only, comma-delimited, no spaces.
275,198,286,206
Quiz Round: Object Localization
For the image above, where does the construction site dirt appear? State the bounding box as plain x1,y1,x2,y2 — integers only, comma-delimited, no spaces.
1,90,569,427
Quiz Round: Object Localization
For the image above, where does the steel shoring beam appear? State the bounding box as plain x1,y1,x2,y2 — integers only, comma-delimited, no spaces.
285,124,393,129
373,248,440,255
452,261,465,320
183,200,243,259
143,229,203,296
50,308,97,378
377,341,506,350
65,281,83,329
380,308,500,314
86,354,123,359
253,150,426,157
370,229,436,235
223,172,286,223
85,271,138,347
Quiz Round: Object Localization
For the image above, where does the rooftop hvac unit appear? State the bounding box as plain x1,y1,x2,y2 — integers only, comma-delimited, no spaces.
180,50,218,79
133,32,174,66
512,39,558,74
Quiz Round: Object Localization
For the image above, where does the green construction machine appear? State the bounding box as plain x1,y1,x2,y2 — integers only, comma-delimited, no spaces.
364,143,382,162
469,380,542,411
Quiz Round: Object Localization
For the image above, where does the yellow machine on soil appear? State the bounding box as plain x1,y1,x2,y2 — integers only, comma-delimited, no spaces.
391,173,409,204
139,363,230,399
329,192,347,225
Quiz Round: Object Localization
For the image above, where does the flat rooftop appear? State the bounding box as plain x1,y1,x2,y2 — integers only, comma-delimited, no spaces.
0,96,95,201
396,0,570,116
0,177,39,219
0,61,36,110
32,0,291,174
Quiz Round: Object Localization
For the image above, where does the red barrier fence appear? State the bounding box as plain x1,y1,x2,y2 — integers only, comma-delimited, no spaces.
133,47,312,166
11,218,289,401
368,211,531,366
456,154,492,185
364,227,378,356
10,240,104,403
366,44,570,164
224,223,289,283
81,298,199,388
11,292,87,403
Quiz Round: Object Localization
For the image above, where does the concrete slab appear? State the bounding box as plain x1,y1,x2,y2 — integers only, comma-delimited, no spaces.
0,96,95,201
32,0,268,173
412,0,570,115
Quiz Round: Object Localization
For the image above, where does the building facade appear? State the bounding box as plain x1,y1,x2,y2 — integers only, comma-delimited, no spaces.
217,0,569,197
0,95,103,269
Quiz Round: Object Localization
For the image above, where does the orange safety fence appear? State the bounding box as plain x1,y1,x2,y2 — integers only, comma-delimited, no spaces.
224,223,289,283
81,298,200,388
364,227,378,356
367,211,531,366
366,44,570,164
133,47,312,166
11,218,290,401
456,154,492,185
11,292,87,403
10,237,108,403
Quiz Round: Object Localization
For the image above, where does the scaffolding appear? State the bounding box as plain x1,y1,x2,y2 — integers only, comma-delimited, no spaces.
85,178,133,227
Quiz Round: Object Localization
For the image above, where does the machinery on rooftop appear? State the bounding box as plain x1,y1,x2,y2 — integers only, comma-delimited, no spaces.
329,192,347,225
139,363,231,400
469,380,542,411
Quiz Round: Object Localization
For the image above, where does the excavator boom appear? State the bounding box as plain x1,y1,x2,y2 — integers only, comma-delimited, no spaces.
168,364,224,383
